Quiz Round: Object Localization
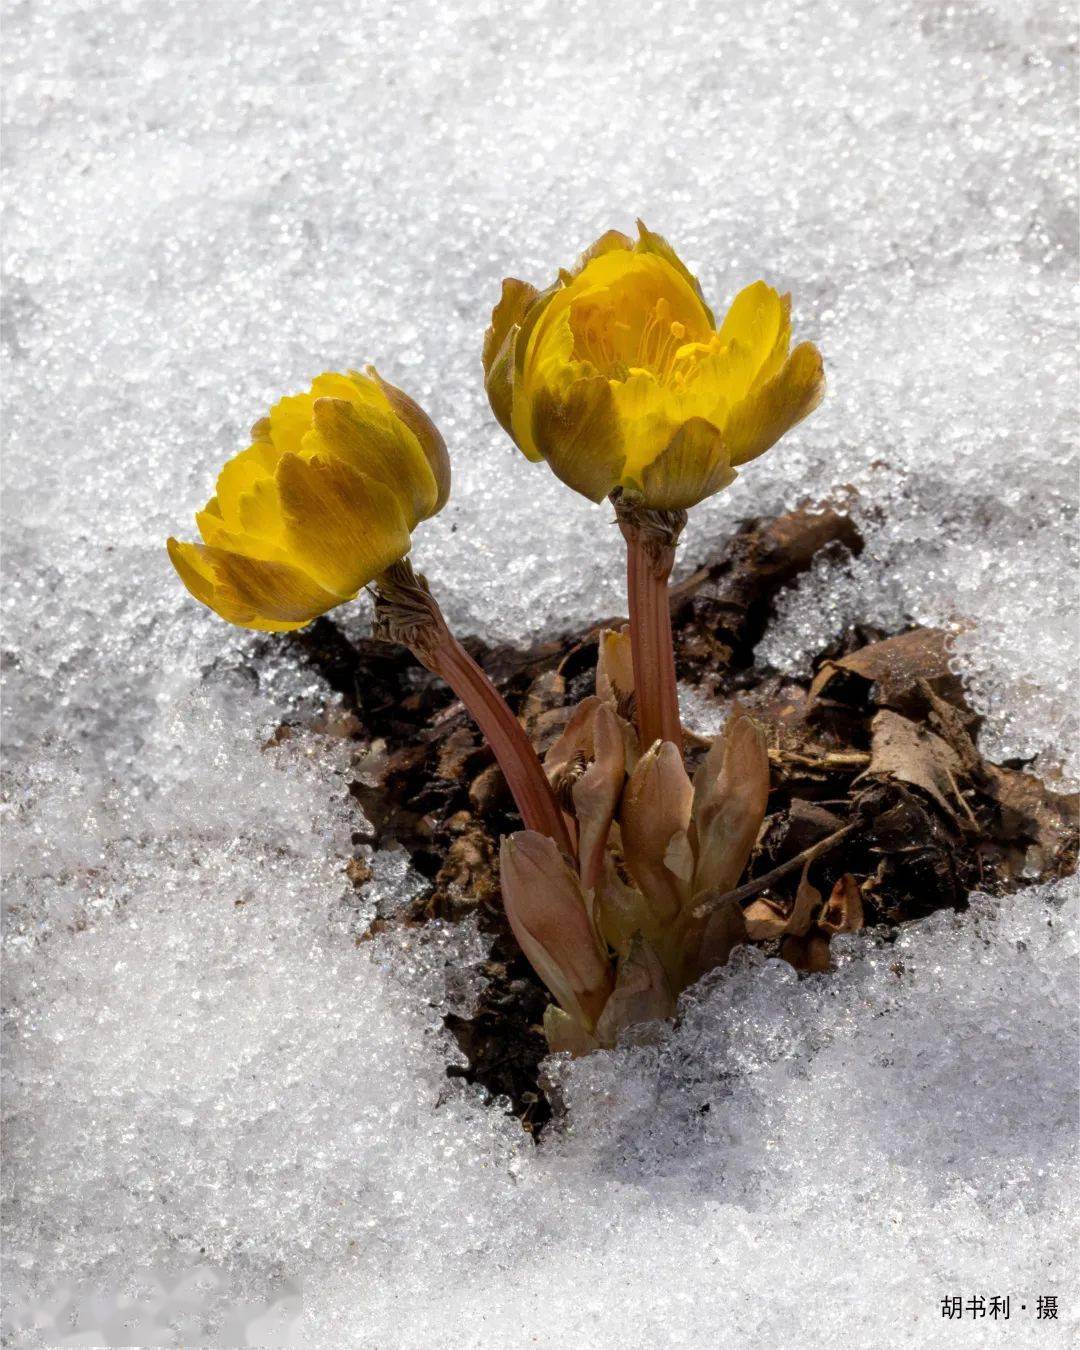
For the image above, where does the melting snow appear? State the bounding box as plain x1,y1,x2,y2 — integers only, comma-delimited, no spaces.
3,0,1076,1345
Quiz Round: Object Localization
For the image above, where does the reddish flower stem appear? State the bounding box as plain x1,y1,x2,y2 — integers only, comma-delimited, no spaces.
372,560,573,858
425,635,573,855
618,509,685,750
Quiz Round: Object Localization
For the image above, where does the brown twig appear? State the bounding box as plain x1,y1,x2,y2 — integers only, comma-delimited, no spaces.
692,822,858,918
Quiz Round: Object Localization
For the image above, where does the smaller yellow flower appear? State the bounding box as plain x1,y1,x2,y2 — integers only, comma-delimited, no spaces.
168,369,449,632
483,221,825,510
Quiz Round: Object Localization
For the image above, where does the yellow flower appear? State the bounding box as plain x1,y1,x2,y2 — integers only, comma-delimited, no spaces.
168,369,450,632
483,221,825,510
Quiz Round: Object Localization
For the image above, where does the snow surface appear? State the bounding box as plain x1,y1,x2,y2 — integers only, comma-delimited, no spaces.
2,0,1077,1345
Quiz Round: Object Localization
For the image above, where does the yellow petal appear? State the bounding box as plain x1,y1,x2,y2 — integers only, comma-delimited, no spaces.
209,548,342,629
715,280,788,378
638,417,736,511
236,475,288,546
274,451,412,598
196,503,289,564
633,220,716,326
483,278,539,437
310,371,374,403
167,537,218,613
678,336,757,417
167,538,338,631
267,391,317,455
749,292,792,390
308,396,437,531
214,442,283,532
609,370,673,482
573,227,635,273
365,367,451,515
530,375,625,503
723,341,825,466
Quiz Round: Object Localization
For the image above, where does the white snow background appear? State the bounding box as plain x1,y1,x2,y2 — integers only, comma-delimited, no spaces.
2,0,1077,1346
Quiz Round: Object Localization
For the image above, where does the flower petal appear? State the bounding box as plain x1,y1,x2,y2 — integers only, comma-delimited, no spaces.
530,375,625,503
214,442,283,532
196,502,290,564
715,280,788,378
168,538,340,631
638,416,736,511
483,277,539,437
510,281,563,461
724,341,825,466
364,367,452,516
274,451,412,598
308,396,437,531
574,227,635,273
633,219,716,326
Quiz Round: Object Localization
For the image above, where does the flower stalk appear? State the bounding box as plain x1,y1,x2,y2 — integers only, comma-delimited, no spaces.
372,558,573,857
613,493,686,750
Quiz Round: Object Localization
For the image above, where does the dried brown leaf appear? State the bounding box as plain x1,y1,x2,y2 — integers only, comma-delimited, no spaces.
819,873,864,935
861,709,965,822
809,628,958,709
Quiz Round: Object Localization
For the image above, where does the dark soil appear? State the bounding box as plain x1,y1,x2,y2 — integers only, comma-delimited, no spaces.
266,502,1078,1138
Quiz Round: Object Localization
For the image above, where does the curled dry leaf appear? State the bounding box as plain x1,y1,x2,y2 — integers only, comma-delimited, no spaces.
744,859,820,940
820,872,864,935
860,709,967,823
744,865,864,973
808,627,961,711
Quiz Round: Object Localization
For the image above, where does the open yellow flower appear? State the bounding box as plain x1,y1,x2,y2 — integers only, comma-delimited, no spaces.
483,221,825,509
168,369,449,631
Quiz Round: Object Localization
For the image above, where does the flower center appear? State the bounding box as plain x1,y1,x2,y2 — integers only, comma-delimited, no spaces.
570,295,702,387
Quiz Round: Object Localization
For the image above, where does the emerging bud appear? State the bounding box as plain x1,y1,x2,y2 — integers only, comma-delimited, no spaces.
690,705,771,901
483,220,825,510
680,706,770,979
593,937,675,1047
596,625,635,715
168,369,448,631
545,698,628,891
499,831,613,1030
619,740,694,923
